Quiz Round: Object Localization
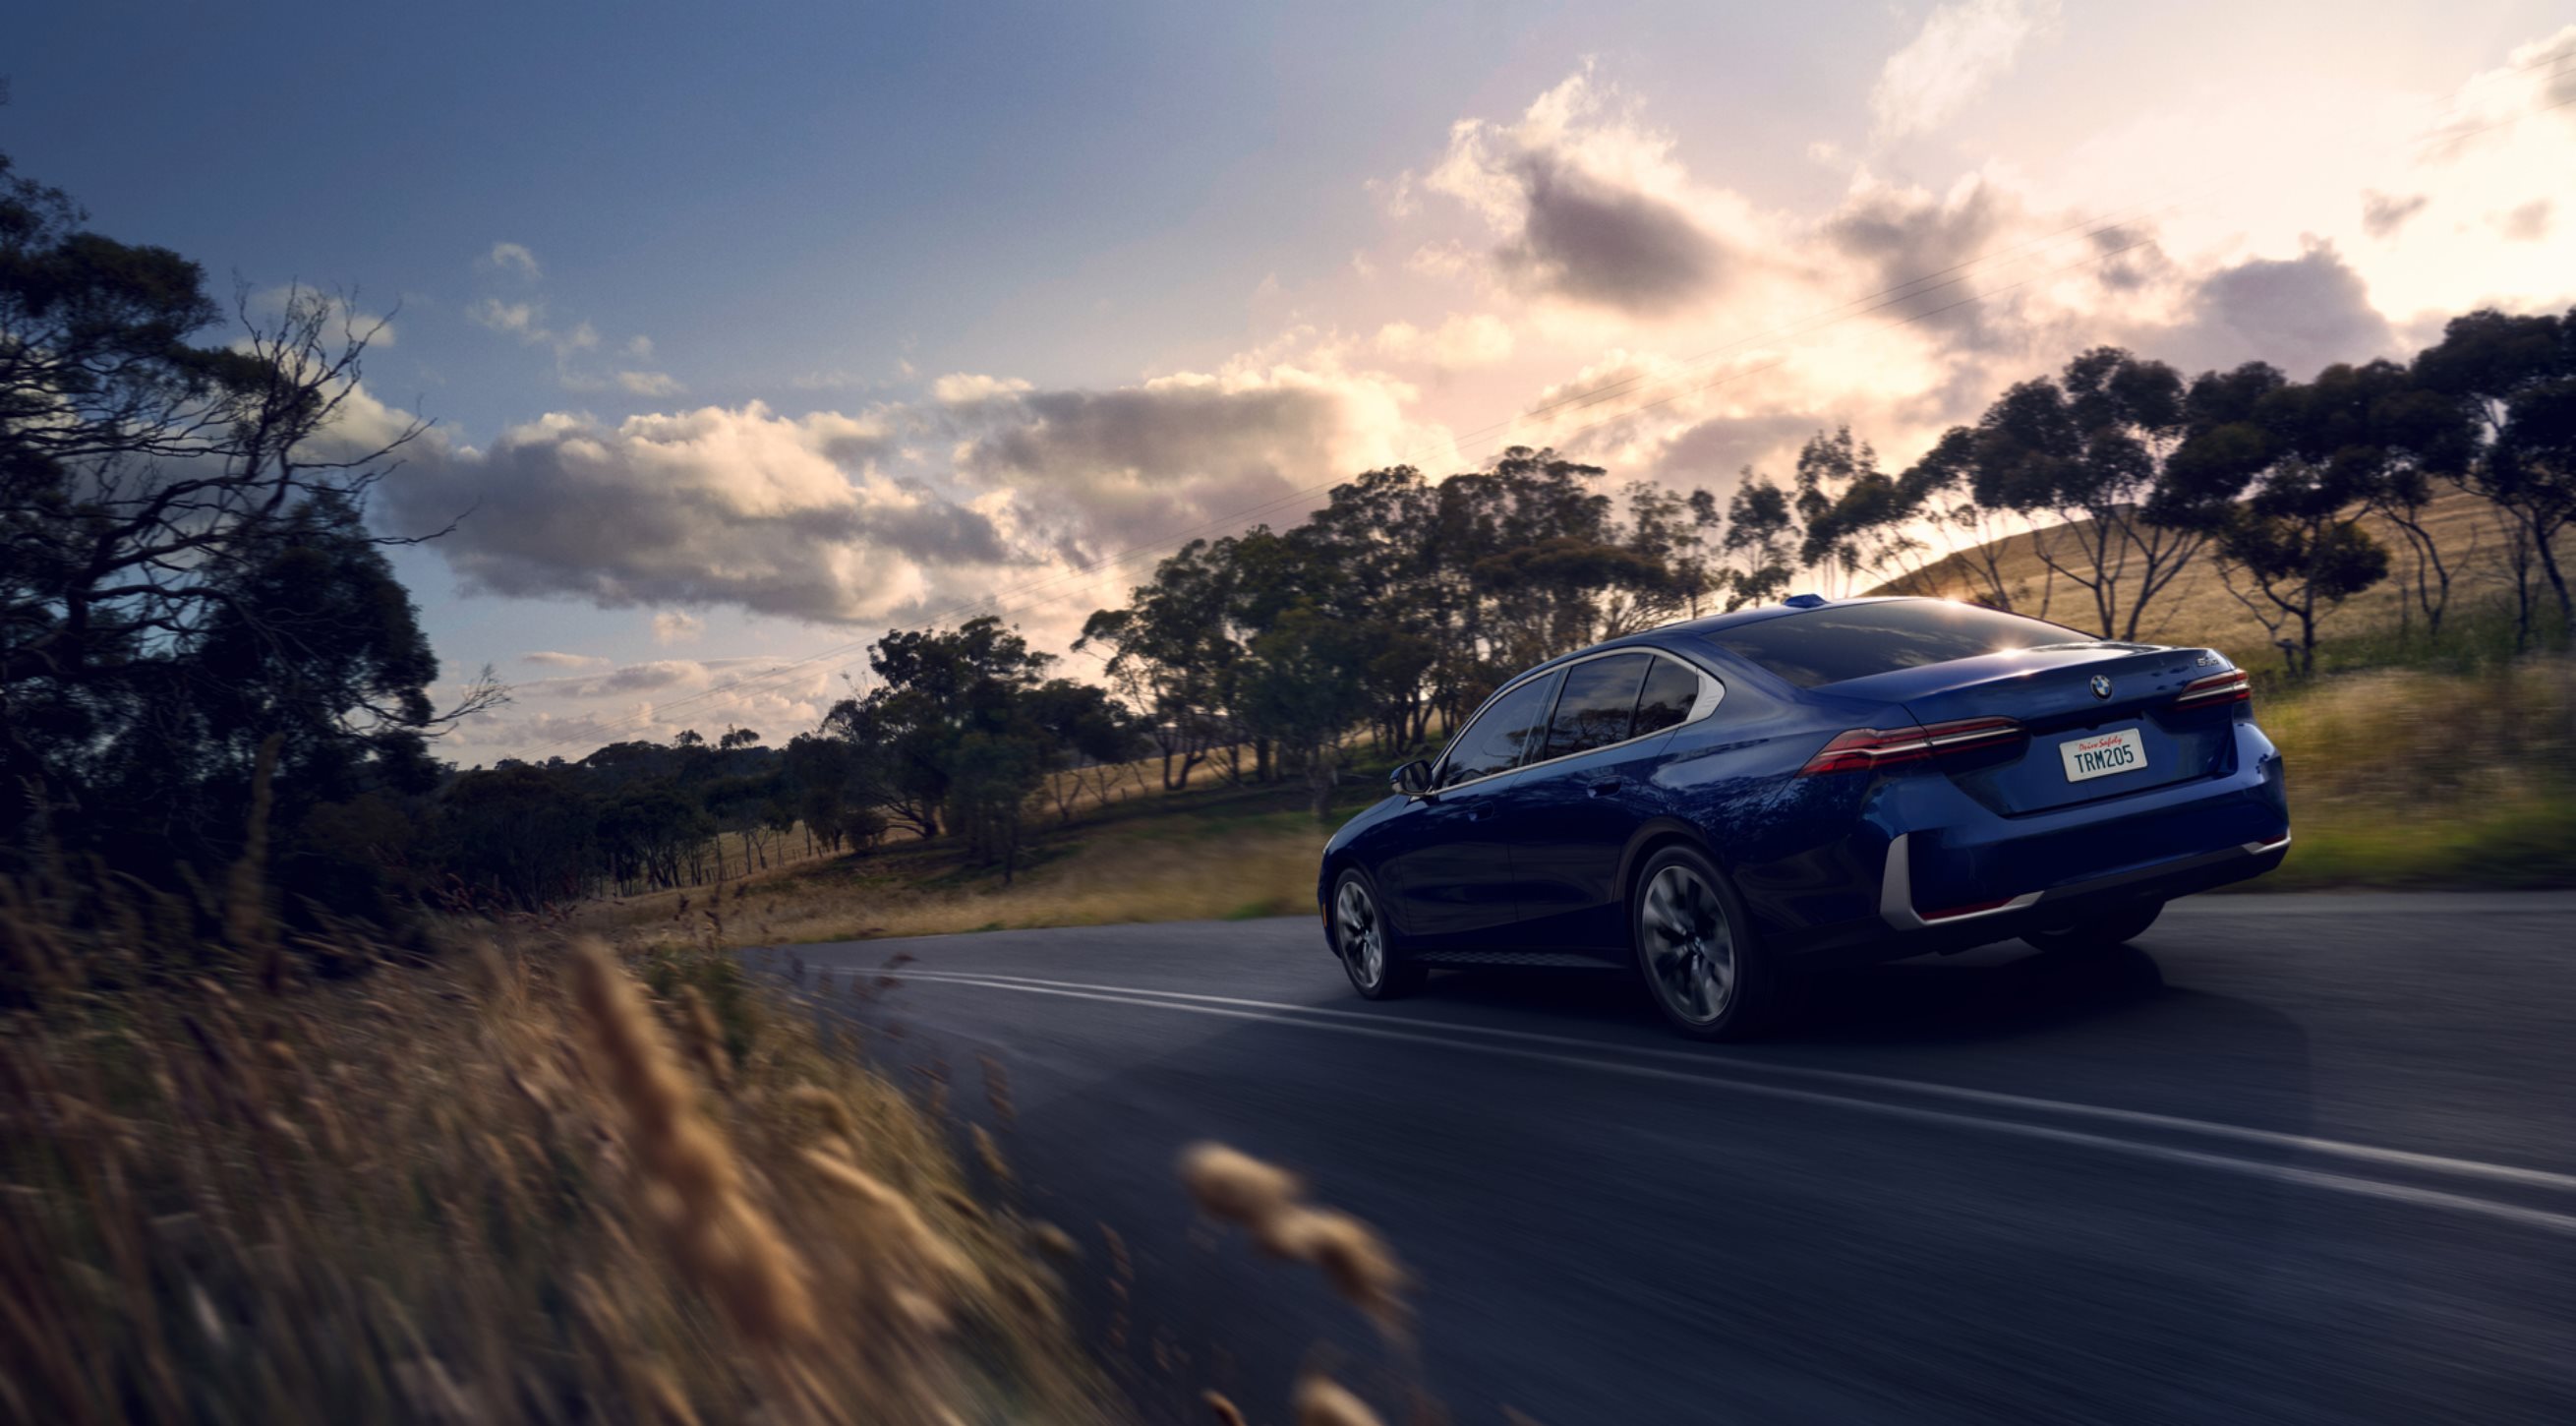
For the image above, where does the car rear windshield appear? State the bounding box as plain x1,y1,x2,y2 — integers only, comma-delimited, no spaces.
1701,601,2086,688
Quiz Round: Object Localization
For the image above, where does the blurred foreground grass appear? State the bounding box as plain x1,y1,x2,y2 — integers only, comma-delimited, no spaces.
0,863,1111,1425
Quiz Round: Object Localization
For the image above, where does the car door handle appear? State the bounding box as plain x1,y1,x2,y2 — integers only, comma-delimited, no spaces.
1586,778,1623,797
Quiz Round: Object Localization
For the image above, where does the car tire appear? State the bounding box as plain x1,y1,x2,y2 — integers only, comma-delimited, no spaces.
2020,898,2163,954
1330,868,1424,999
1630,844,1773,1040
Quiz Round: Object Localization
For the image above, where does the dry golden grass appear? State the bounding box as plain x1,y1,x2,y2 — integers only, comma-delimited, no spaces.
0,862,1112,1425
1292,1375,1389,1426
585,809,1332,952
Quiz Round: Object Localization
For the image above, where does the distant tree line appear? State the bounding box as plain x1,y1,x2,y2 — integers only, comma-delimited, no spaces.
1060,314,2576,822
8,141,2572,922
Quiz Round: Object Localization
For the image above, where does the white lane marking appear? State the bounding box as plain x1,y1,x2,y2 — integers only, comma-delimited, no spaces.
885,968,2576,1197
876,970,2576,1237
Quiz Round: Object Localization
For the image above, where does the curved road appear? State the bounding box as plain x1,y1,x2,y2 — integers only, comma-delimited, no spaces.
777,893,2576,1424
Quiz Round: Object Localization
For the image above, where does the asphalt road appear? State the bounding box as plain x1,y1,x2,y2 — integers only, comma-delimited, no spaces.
776,893,2576,1425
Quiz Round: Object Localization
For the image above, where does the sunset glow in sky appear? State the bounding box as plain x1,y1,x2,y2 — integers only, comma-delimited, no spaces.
12,0,2574,762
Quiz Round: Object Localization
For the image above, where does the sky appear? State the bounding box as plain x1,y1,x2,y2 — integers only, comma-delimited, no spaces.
8,0,2574,764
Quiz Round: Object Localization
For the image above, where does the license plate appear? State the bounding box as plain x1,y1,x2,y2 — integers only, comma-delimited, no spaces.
2059,728,2147,782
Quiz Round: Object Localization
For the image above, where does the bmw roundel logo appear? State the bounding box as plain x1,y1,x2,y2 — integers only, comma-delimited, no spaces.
2090,674,2113,700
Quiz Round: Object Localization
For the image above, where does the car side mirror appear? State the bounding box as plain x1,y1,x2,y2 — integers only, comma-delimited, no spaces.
1390,759,1434,798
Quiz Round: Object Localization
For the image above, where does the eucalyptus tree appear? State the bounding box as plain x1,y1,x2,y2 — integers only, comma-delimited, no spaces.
2412,307,2576,640
2164,364,2391,675
1718,471,1799,611
0,149,498,886
1960,347,2204,640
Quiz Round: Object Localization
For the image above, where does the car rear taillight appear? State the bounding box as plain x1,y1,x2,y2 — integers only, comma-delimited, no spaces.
2175,669,2251,710
1798,717,2022,776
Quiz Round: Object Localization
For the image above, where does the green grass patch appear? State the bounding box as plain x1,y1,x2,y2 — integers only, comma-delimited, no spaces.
2253,789,2576,892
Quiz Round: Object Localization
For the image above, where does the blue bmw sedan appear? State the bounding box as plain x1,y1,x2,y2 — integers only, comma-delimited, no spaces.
1317,595,2291,1039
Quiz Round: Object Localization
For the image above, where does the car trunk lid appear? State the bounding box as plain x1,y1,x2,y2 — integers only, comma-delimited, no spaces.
1831,642,2239,816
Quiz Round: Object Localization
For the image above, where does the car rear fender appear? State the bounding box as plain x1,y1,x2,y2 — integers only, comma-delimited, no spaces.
1613,818,1719,907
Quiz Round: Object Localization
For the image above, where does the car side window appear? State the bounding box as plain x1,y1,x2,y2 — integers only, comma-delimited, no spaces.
1630,656,1704,738
1438,672,1560,788
1540,653,1651,761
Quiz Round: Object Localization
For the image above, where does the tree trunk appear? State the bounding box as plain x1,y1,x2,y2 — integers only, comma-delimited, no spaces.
2535,524,2573,637
1307,742,1338,822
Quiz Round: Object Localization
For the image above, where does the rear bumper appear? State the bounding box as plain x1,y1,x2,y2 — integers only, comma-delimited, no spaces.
1880,828,2289,930
1785,831,2288,966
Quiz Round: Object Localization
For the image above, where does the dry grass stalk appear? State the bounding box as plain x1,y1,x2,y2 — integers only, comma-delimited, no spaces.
798,1150,984,1322
566,937,817,1351
1266,1209,1406,1332
1178,1142,1411,1337
1179,1142,1303,1229
979,1052,1017,1124
970,1123,1014,1185
1203,1388,1250,1425
1294,1374,1386,1426
1028,1220,1080,1262
673,983,733,1090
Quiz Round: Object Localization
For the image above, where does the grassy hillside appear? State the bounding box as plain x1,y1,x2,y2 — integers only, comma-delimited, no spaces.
1880,487,2526,672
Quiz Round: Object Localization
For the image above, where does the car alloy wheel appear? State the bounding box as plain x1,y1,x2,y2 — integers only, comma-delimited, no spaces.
1641,862,1736,1026
1335,877,1386,989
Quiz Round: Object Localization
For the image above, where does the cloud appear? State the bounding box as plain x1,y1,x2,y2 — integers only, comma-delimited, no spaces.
2158,240,2398,379
790,369,872,391
469,298,540,338
2362,191,2430,238
1643,411,1826,484
1869,0,2062,142
521,650,609,669
482,242,542,280
1493,149,1723,312
249,286,396,351
2424,26,2576,156
566,660,706,697
1424,66,1734,315
2497,198,2554,241
1374,313,1515,367
949,364,1415,561
652,610,704,645
469,298,599,361
470,295,664,394
377,350,1418,636
617,370,686,397
1819,171,2022,349
381,401,1006,624
931,372,1034,405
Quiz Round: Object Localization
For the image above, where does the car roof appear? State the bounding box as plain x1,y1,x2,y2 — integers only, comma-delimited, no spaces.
1524,595,1920,677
